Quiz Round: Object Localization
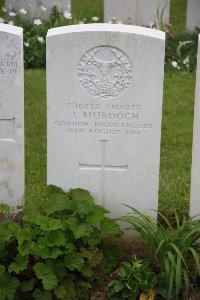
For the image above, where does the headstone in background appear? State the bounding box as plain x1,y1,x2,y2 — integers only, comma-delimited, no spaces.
47,24,165,218
186,0,200,32
5,0,71,20
104,0,170,26
5,0,38,20
104,0,138,25
0,23,24,209
190,35,200,217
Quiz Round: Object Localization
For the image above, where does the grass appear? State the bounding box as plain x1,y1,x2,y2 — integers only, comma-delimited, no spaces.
170,0,187,33
72,0,103,23
24,69,195,218
159,71,195,217
25,69,46,201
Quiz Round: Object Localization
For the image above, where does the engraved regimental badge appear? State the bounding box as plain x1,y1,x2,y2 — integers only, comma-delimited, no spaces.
78,46,133,99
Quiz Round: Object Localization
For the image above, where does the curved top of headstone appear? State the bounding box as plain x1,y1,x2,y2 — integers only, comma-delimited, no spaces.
47,23,165,40
0,23,23,36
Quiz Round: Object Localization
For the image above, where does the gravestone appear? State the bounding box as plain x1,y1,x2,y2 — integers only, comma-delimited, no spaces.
0,23,24,209
47,24,165,218
104,0,170,26
5,0,71,20
186,0,200,32
190,35,200,217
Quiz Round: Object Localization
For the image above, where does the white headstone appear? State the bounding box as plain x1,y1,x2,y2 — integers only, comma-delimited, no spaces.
47,24,165,218
190,35,200,217
0,24,24,209
186,0,200,32
5,0,71,20
104,0,170,26
5,0,38,20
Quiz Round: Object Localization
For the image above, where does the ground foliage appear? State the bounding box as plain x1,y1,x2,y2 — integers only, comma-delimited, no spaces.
0,187,121,299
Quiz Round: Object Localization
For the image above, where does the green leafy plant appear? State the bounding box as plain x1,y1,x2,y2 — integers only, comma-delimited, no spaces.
108,256,157,299
120,207,200,299
0,186,121,299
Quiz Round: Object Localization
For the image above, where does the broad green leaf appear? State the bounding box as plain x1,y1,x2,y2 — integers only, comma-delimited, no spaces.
47,231,65,247
0,273,20,300
90,251,103,267
45,194,72,215
54,286,67,299
36,238,63,259
18,240,36,256
33,288,53,300
8,254,29,274
20,278,37,292
100,217,121,236
69,188,95,214
34,262,58,290
83,229,101,245
0,221,18,242
86,205,109,224
34,215,64,231
46,259,67,282
81,265,93,277
66,217,93,239
47,185,66,196
65,252,84,271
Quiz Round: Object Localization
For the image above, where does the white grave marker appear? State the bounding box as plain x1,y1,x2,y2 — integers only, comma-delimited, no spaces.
190,35,200,217
104,0,170,26
0,24,24,209
5,0,71,20
47,24,165,218
186,0,200,32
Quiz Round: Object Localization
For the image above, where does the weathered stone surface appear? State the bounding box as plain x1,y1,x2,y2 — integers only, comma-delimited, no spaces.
190,35,200,217
47,24,165,218
186,0,200,32
104,0,170,26
0,24,24,209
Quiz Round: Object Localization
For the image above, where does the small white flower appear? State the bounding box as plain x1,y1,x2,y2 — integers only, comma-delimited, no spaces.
109,17,116,24
33,18,42,25
63,10,72,19
37,36,44,43
24,41,30,47
19,8,27,15
40,6,47,12
9,11,17,17
149,22,154,29
79,21,84,24
2,7,7,13
8,20,14,25
183,56,190,65
0,17,5,23
92,16,99,22
171,61,178,68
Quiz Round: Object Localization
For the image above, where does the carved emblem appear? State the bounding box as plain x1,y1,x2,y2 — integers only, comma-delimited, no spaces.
78,46,133,99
